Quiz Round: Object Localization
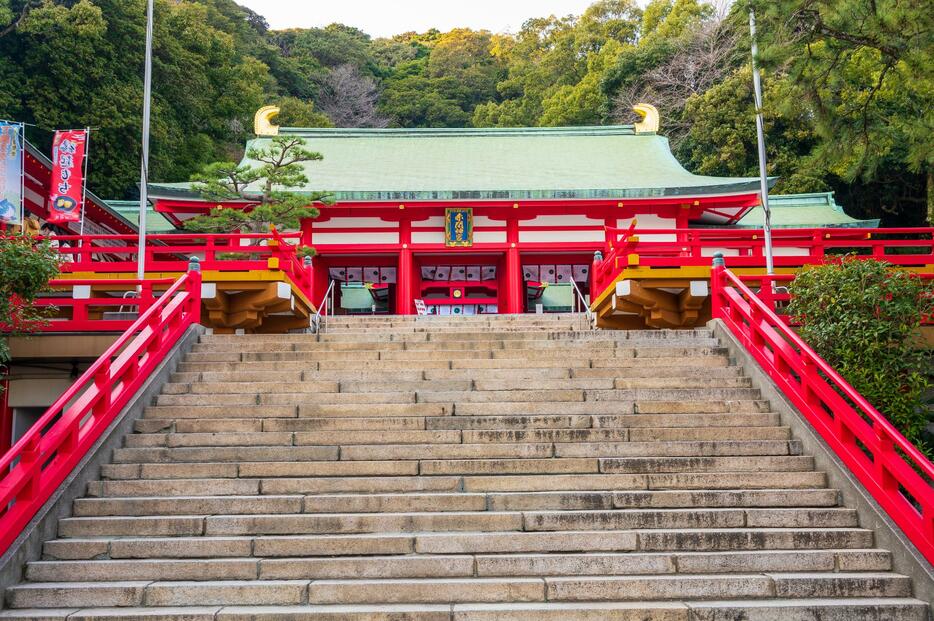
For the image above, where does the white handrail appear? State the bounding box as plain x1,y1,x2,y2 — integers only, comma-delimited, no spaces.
311,279,336,334
570,279,594,329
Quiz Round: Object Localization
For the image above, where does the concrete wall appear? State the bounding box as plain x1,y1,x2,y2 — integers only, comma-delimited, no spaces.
0,324,205,605
710,319,934,613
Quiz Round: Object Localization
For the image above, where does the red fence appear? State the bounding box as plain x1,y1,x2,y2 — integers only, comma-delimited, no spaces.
51,231,312,298
0,269,201,557
729,272,934,327
592,227,934,298
37,278,176,332
711,259,934,564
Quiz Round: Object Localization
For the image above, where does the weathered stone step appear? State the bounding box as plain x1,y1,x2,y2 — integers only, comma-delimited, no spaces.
545,572,913,601
293,572,912,604
330,440,799,462
4,600,928,621
176,353,733,373
462,471,827,492
43,527,877,564
135,414,785,435
453,400,769,417
552,440,800,458
55,506,860,539
143,405,301,420
40,547,896,581
191,337,721,353
523,508,858,531
71,488,842,517
112,446,340,464
6,579,311,608
88,470,826,497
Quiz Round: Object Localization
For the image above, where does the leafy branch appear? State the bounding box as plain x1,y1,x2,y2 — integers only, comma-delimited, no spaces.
184,136,333,239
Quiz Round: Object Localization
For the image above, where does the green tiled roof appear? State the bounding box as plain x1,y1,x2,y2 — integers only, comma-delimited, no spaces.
105,200,177,232
149,125,767,202
735,192,878,228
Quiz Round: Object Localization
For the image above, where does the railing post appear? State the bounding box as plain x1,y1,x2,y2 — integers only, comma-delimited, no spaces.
710,252,725,320
188,257,202,325
304,255,314,301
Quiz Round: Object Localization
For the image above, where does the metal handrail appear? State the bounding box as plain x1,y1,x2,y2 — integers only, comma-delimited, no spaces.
570,279,595,329
311,279,336,334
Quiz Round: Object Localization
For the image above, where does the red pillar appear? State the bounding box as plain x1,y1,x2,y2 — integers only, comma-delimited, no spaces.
395,218,414,315
396,246,414,315
504,246,523,314
504,217,523,314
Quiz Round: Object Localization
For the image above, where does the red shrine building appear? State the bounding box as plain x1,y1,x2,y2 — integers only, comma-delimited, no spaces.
147,104,777,316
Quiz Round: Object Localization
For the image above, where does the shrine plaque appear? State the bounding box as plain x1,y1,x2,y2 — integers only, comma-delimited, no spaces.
445,208,473,247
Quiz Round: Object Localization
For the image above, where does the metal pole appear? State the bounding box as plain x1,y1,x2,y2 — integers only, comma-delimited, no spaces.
78,128,90,238
749,10,774,276
18,122,25,229
136,0,154,281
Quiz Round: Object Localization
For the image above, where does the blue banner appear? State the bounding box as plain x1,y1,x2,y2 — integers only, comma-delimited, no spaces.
0,122,23,225
445,207,473,247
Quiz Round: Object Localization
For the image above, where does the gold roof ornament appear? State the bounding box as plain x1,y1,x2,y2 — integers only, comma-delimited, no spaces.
254,105,281,136
633,103,659,134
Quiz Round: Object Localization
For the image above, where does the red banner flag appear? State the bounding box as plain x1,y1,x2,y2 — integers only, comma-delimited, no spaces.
47,130,87,224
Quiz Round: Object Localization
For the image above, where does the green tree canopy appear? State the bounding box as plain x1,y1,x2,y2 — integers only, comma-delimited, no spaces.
184,136,331,238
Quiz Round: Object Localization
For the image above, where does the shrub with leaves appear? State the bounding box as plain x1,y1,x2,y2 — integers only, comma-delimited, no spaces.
0,234,61,365
788,257,934,450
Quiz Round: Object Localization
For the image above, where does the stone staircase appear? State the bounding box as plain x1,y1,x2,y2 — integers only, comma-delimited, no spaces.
2,314,929,620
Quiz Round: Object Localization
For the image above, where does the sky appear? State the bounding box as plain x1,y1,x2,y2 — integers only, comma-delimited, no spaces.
237,0,605,38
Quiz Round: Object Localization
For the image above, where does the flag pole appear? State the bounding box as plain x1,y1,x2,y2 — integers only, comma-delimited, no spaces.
749,9,774,276
19,122,25,229
78,128,90,238
136,0,154,282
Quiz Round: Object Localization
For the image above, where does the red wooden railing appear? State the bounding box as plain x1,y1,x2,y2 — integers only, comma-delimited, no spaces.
50,231,312,298
711,257,934,564
0,268,201,557
592,227,934,298
37,278,176,332
732,272,934,326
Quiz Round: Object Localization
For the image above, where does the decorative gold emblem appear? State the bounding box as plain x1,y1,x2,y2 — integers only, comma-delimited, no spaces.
254,106,281,136
633,103,659,134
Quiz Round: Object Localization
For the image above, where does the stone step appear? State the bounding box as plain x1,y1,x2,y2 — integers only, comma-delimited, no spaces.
553,440,801,458
296,572,912,604
331,440,800,461
430,413,781,430
87,462,831,496
201,326,710,338
6,580,311,608
465,427,791,443
72,488,842,516
190,338,721,353
462,471,827,492
32,548,893,583
4,600,929,621
545,572,913,601
452,400,770,417
176,354,733,373
162,377,756,396
43,526,876,563
56,505,860,539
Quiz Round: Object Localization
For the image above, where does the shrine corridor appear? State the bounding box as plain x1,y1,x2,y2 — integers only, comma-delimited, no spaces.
3,314,927,619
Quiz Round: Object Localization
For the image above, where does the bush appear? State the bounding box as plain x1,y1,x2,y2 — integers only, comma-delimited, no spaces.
787,257,934,451
0,234,61,364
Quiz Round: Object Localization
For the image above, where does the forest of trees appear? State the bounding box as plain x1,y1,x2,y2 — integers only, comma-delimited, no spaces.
0,0,930,225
